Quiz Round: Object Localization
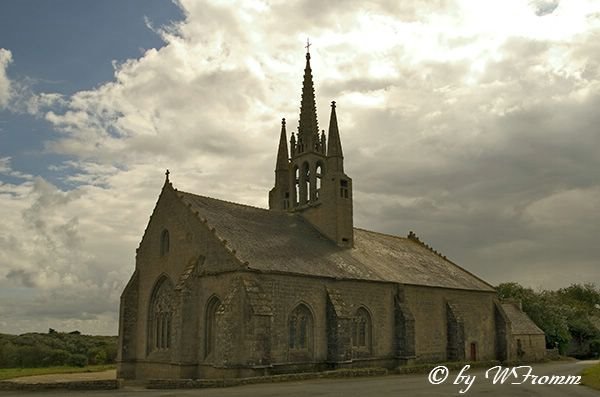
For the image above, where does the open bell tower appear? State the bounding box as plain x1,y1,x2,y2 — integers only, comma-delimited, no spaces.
269,41,353,248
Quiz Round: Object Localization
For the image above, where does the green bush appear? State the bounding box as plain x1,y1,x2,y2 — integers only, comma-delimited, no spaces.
45,349,71,366
87,347,107,365
67,353,88,367
0,343,19,368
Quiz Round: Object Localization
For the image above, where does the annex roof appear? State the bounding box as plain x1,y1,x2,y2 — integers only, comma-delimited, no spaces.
176,190,494,292
501,303,545,335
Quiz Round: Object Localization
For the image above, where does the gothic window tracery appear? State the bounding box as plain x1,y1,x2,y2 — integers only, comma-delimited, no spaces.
352,307,372,351
148,276,174,352
288,304,313,351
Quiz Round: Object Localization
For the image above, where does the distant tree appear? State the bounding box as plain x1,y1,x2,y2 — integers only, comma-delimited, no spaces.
497,282,600,356
48,328,57,334
558,284,600,311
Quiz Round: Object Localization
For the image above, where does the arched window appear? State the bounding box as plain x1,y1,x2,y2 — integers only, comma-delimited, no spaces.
160,229,170,256
340,179,349,199
205,296,221,358
301,162,310,204
294,166,300,207
352,307,372,351
315,162,323,200
289,304,313,351
283,191,290,209
148,276,174,352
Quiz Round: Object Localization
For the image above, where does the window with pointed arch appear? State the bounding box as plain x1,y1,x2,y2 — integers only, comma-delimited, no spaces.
315,162,323,200
352,307,372,352
293,166,300,207
300,162,310,204
205,296,221,358
148,276,174,352
288,304,313,351
160,229,170,256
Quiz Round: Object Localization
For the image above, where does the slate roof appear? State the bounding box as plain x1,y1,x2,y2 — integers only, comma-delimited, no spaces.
501,303,545,335
176,190,494,292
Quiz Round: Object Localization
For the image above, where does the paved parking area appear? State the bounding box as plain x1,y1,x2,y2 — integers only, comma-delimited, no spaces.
0,361,597,396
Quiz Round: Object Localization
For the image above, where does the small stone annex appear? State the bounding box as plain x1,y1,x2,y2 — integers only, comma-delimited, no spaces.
117,47,546,380
500,302,546,362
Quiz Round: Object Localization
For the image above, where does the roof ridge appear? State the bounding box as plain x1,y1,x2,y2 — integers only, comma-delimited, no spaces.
406,230,450,261
177,189,272,214
353,226,408,240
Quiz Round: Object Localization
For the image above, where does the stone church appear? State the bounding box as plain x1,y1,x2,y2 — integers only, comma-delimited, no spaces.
117,48,544,380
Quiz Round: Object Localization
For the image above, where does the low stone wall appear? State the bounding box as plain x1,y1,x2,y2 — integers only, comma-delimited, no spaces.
0,379,121,391
147,367,388,389
395,360,501,375
546,348,560,360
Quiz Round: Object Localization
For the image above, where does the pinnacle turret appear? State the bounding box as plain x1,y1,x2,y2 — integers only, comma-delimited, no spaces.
327,101,344,172
275,118,289,171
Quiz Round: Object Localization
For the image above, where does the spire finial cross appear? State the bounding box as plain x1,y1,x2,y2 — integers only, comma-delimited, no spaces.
305,38,311,54
165,169,170,181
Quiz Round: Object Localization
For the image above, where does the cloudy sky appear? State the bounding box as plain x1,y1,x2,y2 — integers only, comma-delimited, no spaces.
1,0,599,335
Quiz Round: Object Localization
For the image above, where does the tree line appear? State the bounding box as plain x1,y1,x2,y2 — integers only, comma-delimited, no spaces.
0,330,117,368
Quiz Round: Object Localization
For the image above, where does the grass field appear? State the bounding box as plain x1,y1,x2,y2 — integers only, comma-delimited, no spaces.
0,364,115,381
582,363,600,390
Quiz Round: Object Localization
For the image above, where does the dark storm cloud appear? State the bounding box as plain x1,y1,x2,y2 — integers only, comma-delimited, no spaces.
5,269,36,288
336,33,600,287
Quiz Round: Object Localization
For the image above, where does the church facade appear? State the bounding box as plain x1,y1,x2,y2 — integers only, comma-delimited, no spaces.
117,49,543,380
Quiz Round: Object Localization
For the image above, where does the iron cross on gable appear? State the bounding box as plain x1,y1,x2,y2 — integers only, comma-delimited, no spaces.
305,38,311,53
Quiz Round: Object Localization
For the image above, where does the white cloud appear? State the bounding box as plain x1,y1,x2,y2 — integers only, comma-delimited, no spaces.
0,48,12,108
0,157,34,181
0,48,67,115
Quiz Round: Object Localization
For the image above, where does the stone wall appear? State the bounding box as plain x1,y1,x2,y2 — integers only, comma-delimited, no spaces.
509,334,546,362
403,286,498,363
117,270,138,379
121,183,245,379
0,380,121,391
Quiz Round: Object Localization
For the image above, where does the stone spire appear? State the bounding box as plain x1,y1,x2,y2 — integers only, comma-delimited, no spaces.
269,118,291,211
327,101,344,172
297,40,319,154
275,118,289,171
